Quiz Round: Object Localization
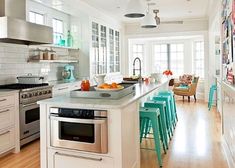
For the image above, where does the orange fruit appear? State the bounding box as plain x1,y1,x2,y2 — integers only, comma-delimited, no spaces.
111,82,118,88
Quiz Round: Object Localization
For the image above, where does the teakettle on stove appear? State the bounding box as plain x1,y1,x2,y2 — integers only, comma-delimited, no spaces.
62,65,76,82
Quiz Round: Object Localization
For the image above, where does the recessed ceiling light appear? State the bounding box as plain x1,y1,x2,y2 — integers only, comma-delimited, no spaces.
117,6,121,9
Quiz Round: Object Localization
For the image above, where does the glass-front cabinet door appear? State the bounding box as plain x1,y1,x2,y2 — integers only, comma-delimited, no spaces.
91,22,99,75
115,31,120,72
100,25,107,74
109,29,115,73
91,21,120,75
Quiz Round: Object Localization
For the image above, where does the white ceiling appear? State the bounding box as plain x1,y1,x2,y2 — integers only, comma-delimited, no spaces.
33,0,210,22
79,0,210,22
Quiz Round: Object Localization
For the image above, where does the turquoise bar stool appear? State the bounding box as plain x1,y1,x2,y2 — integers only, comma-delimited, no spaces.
144,101,169,148
208,84,217,110
140,107,167,153
139,107,163,167
152,96,174,136
158,91,178,126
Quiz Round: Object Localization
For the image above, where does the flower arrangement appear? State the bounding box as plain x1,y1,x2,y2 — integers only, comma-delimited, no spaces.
163,70,173,76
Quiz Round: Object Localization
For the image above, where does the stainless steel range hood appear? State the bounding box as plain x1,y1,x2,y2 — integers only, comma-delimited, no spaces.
0,0,53,45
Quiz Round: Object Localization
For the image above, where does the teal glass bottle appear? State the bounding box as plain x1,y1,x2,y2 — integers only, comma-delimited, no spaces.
67,30,73,47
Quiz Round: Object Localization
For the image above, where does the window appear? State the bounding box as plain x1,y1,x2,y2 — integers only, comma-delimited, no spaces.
153,43,184,76
132,44,144,76
170,44,184,76
52,18,64,45
194,41,204,78
153,44,168,73
29,11,44,25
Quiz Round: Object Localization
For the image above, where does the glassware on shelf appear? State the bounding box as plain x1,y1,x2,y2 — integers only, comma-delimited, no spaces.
59,36,65,46
67,30,73,47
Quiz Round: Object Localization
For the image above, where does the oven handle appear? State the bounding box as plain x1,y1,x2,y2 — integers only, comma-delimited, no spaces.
55,152,102,161
49,114,106,124
22,102,38,108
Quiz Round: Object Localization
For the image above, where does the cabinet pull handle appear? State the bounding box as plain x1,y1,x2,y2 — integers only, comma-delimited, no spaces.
55,152,102,161
0,130,10,136
0,99,6,102
58,87,69,91
0,109,10,113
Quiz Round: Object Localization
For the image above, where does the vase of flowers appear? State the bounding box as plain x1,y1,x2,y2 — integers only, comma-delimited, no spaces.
163,70,173,79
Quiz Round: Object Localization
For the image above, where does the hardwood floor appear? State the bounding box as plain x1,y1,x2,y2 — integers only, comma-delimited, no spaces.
0,101,228,168
141,100,228,168
0,140,40,168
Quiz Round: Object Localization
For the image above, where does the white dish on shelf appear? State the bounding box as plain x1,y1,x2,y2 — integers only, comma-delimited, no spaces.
94,86,124,91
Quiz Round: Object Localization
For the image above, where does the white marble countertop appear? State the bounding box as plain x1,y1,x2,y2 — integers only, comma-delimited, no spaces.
0,89,19,96
222,81,235,95
48,79,82,86
38,79,168,109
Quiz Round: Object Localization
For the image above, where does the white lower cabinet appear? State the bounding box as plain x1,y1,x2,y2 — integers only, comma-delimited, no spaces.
0,92,19,154
0,95,15,107
49,150,114,168
0,127,15,154
0,107,14,129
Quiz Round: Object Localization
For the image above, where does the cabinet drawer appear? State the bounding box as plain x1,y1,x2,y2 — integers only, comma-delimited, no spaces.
0,107,14,129
54,152,114,168
0,95,15,108
0,128,14,154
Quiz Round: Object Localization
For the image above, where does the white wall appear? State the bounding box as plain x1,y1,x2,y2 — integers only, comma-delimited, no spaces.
35,0,123,78
0,0,123,84
128,36,205,99
26,0,71,37
207,0,222,105
122,19,208,75
123,19,209,100
0,43,69,84
0,1,74,84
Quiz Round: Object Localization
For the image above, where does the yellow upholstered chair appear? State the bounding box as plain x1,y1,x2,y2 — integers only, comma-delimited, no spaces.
173,77,199,102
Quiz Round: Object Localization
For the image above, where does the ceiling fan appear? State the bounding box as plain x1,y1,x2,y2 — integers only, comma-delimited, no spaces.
153,9,184,25
124,0,184,28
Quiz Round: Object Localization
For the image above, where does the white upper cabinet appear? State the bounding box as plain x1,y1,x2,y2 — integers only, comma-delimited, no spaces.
91,21,121,75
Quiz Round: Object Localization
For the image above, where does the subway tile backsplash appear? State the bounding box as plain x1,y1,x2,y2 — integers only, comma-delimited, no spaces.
0,43,69,85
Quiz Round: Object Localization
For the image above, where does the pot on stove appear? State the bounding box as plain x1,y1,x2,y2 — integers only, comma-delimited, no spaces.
17,73,44,84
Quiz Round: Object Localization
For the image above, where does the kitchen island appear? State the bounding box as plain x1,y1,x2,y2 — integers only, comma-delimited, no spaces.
38,79,168,168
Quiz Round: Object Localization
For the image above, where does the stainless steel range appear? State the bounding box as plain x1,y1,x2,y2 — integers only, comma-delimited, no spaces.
0,83,52,146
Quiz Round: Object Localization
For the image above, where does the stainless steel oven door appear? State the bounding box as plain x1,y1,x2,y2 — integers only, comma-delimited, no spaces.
20,103,40,140
50,114,108,154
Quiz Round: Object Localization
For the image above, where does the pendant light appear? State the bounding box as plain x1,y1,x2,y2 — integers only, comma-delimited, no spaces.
124,0,145,18
141,3,157,28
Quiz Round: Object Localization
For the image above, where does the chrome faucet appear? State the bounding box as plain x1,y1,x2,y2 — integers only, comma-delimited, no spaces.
133,57,142,82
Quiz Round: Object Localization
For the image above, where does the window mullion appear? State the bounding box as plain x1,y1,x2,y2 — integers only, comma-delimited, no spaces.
167,44,170,70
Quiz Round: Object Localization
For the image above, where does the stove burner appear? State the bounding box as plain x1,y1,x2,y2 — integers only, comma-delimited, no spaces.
0,83,49,90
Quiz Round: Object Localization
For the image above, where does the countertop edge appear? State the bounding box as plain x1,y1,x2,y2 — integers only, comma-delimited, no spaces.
0,90,19,96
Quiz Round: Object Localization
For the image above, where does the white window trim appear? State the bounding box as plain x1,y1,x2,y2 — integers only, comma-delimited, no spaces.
29,11,45,25
193,40,205,79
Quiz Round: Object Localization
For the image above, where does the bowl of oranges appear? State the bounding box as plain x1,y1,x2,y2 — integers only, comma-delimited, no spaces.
95,82,124,91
